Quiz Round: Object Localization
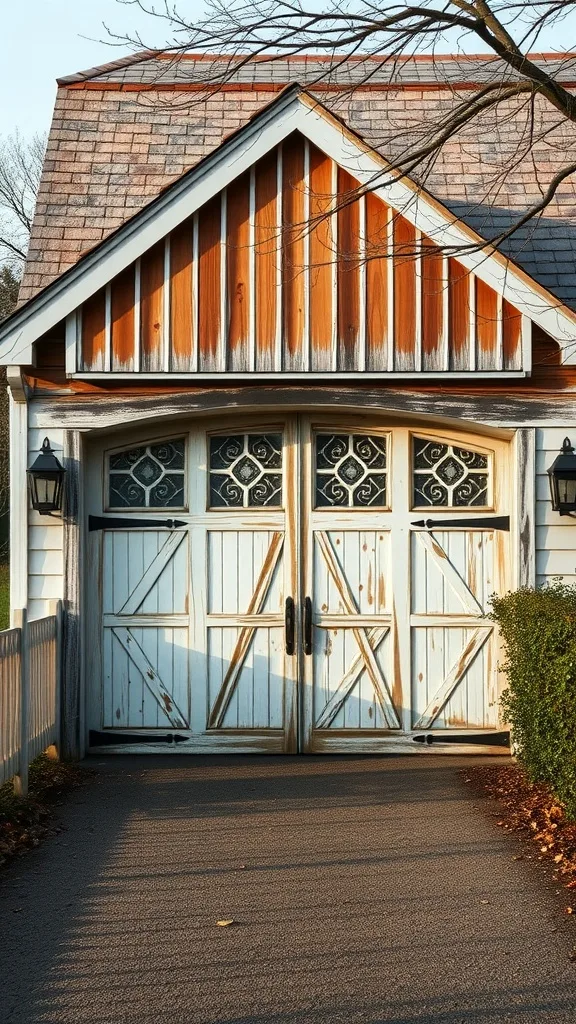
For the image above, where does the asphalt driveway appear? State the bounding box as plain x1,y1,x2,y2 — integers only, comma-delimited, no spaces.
1,755,575,1023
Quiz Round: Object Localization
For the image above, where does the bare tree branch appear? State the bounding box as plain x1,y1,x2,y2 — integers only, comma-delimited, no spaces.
104,0,576,253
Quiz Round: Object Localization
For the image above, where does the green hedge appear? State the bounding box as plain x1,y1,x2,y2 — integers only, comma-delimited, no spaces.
490,580,576,819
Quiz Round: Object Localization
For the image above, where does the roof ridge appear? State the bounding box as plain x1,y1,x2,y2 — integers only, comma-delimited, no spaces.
57,49,576,86
57,49,161,86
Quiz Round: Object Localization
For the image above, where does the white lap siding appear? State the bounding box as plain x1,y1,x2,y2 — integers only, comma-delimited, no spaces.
536,428,576,588
27,426,64,621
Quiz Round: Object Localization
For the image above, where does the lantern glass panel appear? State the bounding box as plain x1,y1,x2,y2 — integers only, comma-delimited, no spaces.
558,476,576,509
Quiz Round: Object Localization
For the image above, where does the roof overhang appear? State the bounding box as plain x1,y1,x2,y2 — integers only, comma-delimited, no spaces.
2,84,576,365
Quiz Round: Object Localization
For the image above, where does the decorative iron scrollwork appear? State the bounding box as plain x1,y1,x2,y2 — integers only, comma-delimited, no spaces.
209,433,283,507
315,433,387,507
413,438,489,508
108,439,186,509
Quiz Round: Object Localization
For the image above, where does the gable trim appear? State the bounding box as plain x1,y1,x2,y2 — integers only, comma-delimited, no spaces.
2,86,576,366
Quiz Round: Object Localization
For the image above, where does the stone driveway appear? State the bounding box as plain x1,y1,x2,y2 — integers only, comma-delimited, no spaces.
1,755,575,1023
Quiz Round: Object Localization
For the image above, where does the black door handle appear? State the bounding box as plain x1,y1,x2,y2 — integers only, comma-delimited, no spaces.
303,596,313,656
285,597,295,656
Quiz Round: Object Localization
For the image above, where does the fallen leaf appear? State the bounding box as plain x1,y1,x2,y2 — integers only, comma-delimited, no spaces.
216,919,236,927
566,907,574,915
555,854,564,864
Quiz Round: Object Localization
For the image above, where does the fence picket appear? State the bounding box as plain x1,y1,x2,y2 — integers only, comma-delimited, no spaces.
0,606,61,790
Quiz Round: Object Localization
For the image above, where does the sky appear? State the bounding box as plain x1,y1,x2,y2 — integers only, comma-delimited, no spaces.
2,0,575,140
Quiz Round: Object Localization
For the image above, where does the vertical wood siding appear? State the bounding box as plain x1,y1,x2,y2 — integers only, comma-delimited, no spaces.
337,168,361,371
365,193,388,372
309,145,334,371
393,216,417,372
78,132,525,376
254,151,279,372
282,135,306,371
111,267,136,372
140,242,165,372
170,219,194,371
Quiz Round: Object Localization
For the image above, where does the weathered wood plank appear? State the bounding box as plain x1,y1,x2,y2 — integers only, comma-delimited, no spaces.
503,298,522,371
448,259,470,371
140,242,165,373
198,195,222,372
421,236,444,371
62,430,83,760
226,172,251,372
365,193,388,372
309,146,334,372
111,266,135,372
282,135,306,371
254,151,278,372
476,278,498,371
169,219,194,371
81,289,106,372
393,215,417,372
337,168,361,372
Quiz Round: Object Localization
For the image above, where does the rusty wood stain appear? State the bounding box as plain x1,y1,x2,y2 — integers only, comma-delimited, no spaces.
140,241,165,372
448,258,469,370
111,266,136,371
81,287,106,371
337,167,361,371
254,149,278,369
393,215,417,370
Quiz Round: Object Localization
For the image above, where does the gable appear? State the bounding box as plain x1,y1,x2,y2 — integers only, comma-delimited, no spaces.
75,131,525,377
2,87,575,372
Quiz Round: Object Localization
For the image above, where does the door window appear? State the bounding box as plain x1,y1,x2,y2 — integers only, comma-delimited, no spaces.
209,433,283,508
412,436,490,508
314,433,388,508
107,438,186,509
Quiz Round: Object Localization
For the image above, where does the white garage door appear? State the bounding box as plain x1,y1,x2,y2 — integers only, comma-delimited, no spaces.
87,417,511,753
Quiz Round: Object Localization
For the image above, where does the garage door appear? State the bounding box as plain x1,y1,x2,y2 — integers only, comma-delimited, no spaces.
87,417,510,753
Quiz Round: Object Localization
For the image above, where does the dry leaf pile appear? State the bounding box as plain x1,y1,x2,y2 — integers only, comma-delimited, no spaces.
466,764,576,907
0,756,86,868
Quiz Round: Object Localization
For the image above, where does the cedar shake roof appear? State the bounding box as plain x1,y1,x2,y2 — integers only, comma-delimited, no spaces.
21,53,576,308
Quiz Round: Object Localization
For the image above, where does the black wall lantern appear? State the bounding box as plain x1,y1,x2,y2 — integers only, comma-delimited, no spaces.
548,437,576,515
28,437,65,515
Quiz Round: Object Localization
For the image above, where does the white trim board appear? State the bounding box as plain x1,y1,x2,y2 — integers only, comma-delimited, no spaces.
1,86,576,366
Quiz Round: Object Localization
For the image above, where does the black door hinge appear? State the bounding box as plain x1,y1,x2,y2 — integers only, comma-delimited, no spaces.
88,515,187,531
411,516,510,531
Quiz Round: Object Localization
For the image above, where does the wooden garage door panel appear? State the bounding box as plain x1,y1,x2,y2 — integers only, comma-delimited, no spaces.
411,530,494,615
103,530,189,615
208,626,286,729
411,626,497,730
313,530,390,615
207,531,284,614
103,625,189,728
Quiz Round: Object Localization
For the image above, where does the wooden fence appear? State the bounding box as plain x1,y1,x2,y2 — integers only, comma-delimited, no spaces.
0,602,62,794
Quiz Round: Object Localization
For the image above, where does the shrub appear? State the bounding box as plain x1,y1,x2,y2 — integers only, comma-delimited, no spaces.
490,580,576,820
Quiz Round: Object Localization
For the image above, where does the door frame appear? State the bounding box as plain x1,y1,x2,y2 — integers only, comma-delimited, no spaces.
82,409,523,754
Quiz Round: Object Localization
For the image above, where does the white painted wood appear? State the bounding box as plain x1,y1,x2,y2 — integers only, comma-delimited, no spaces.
73,369,528,382
9,393,28,623
83,414,514,754
13,609,29,795
65,312,77,375
3,89,574,366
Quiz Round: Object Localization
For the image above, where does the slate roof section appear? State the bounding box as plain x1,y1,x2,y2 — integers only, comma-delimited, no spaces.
59,52,576,87
20,53,576,310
